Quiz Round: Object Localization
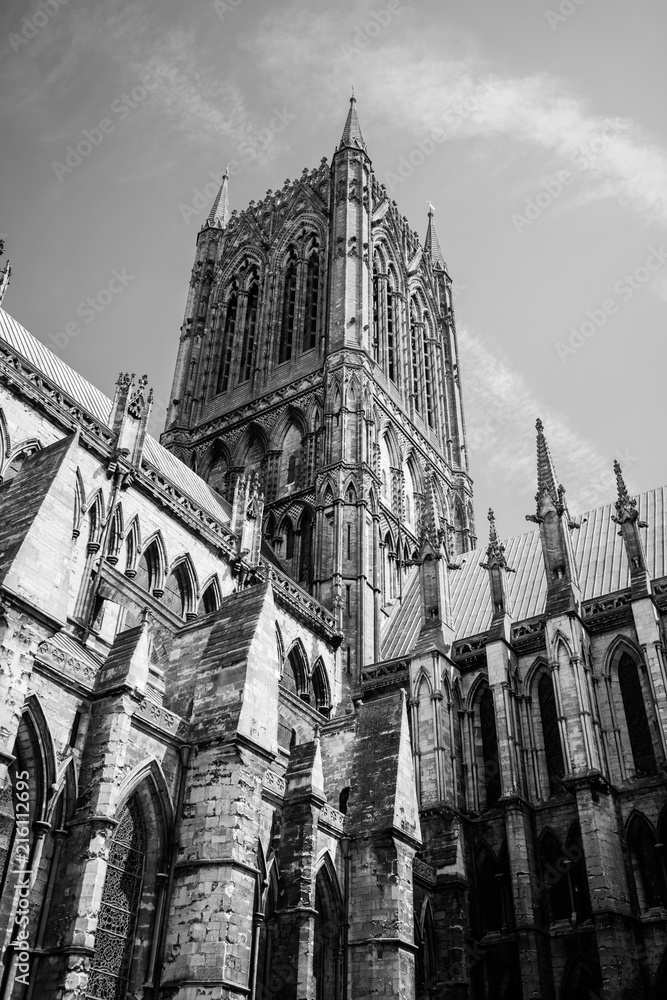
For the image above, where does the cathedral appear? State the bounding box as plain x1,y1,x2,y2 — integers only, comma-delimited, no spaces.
0,96,665,1000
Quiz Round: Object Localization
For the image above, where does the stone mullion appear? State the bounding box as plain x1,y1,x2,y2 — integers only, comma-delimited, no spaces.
259,268,278,387
265,450,282,503
639,643,667,760
227,290,249,390
521,696,541,801
372,511,381,662
293,259,308,359
465,710,480,812
408,698,421,803
549,661,572,777
376,273,388,371
501,682,518,796
570,653,597,770
431,689,446,802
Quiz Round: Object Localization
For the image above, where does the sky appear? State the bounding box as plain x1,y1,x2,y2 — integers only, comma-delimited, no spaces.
1,0,666,542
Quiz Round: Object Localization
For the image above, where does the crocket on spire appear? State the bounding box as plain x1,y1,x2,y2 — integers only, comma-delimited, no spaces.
425,203,447,270
339,93,366,150
207,166,230,228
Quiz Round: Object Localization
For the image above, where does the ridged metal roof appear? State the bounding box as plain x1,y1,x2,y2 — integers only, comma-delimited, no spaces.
450,488,667,638
0,308,230,526
0,308,112,424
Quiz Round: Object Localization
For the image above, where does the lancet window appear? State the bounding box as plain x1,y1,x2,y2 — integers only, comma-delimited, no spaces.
217,282,239,394
278,250,298,364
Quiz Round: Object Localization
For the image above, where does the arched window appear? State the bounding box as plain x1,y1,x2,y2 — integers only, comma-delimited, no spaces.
423,313,435,429
303,245,320,352
163,562,192,618
255,857,278,1000
278,251,298,364
299,507,314,587
410,300,421,413
311,658,331,717
238,273,259,384
284,520,294,561
538,672,565,796
314,865,342,1000
618,653,658,778
217,283,239,394
87,797,146,1000
135,540,162,594
386,270,397,384
2,444,39,483
480,687,501,809
561,955,603,1000
627,814,667,911
208,445,230,498
287,455,296,484
198,580,220,616
372,257,380,363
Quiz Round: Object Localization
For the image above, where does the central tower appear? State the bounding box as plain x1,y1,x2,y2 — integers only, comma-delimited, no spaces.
162,98,474,679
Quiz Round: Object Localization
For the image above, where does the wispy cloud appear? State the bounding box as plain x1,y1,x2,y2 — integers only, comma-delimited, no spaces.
459,325,619,522
251,0,667,228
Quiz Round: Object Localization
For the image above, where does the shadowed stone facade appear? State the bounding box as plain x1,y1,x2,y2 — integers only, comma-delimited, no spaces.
0,102,665,1000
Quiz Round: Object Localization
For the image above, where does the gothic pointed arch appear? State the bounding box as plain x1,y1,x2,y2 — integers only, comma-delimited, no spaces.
18,694,57,821
73,466,86,538
314,855,343,1000
490,964,522,1000
282,639,309,699
0,408,9,472
86,489,106,546
560,952,603,1000
47,755,78,827
280,515,295,561
124,516,141,577
626,810,667,912
198,575,222,616
233,423,267,484
303,237,321,352
136,532,167,594
275,622,285,670
616,648,659,778
311,657,331,717
107,503,124,563
415,897,437,1000
163,553,198,618
2,438,41,483
277,246,298,364
216,277,240,394
204,439,232,498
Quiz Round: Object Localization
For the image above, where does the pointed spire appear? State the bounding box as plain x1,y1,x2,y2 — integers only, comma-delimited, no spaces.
481,508,513,572
611,461,649,593
481,509,514,624
339,93,366,150
527,418,567,521
612,460,646,527
207,166,230,228
425,203,446,270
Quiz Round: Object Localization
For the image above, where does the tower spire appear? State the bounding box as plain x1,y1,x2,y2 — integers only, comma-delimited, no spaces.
339,93,366,150
425,204,446,270
612,460,650,595
526,419,581,613
207,166,230,228
481,508,514,625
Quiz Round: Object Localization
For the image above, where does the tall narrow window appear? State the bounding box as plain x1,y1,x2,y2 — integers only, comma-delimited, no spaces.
372,259,380,363
386,273,397,383
480,687,501,807
410,302,421,413
87,797,146,1000
423,313,435,429
278,253,298,364
618,653,658,777
239,276,259,384
285,521,294,560
538,672,565,795
303,248,320,352
217,287,239,393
